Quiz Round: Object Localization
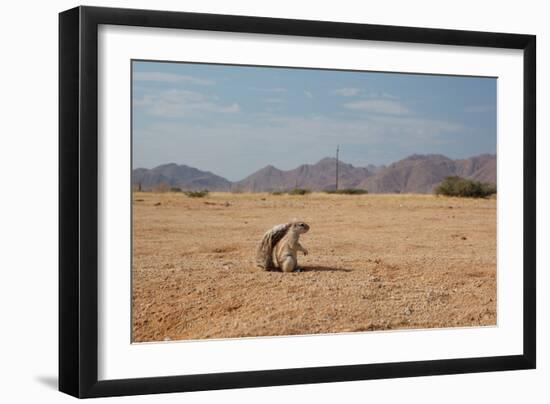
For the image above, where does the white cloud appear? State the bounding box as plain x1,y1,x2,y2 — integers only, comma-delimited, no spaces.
365,91,399,100
133,71,214,86
260,113,461,143
304,90,313,99
134,89,240,117
343,99,411,115
333,87,361,97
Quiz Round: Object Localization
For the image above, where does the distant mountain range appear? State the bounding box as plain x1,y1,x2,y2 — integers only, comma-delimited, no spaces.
132,154,496,194
132,163,232,191
359,154,496,193
234,157,372,192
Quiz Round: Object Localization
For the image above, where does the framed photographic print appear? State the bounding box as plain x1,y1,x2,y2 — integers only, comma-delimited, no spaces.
59,6,536,398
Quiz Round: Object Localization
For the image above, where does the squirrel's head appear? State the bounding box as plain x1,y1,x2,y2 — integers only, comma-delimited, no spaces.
291,221,310,234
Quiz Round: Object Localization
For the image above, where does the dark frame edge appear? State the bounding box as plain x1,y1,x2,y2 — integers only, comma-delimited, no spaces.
59,5,101,398
522,34,536,369
59,6,81,398
81,5,533,49
85,355,531,398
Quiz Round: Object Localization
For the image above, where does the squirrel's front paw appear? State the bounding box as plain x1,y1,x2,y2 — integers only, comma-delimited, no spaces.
303,249,309,256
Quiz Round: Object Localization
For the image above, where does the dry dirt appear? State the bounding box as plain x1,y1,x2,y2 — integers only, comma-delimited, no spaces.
132,192,496,342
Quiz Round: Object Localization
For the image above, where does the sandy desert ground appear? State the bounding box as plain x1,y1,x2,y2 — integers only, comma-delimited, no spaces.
132,192,496,342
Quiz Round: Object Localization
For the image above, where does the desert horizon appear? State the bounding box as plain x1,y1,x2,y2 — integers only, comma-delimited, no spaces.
132,152,497,194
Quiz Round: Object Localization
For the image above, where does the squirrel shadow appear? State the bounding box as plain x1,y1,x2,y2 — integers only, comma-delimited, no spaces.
300,265,352,273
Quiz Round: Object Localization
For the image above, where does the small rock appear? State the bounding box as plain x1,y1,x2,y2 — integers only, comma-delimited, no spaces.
154,202,161,206
404,307,413,315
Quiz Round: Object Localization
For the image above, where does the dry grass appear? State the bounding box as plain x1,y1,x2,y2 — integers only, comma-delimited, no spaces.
132,192,496,342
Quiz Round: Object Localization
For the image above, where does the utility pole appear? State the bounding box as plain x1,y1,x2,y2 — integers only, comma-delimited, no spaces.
335,144,339,191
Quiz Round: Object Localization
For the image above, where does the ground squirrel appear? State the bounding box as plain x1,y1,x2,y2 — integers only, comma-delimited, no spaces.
256,221,310,272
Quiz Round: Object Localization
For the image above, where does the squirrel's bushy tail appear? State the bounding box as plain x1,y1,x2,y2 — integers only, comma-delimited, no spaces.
256,223,291,270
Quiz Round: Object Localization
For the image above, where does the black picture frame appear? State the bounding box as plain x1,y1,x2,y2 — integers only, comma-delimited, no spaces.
59,5,536,398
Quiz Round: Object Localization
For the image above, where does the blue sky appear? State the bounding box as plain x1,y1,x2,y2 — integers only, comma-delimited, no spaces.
132,60,496,181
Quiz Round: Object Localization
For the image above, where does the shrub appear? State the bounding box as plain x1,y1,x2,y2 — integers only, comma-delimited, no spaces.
434,176,496,198
184,190,209,198
324,188,368,195
270,190,284,196
170,187,182,192
288,188,311,195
